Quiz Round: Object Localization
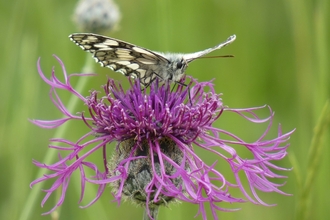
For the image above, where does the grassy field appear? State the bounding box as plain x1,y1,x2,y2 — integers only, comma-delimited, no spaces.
1,0,329,220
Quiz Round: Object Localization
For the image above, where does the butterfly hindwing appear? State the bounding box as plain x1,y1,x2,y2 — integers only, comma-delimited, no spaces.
69,33,169,87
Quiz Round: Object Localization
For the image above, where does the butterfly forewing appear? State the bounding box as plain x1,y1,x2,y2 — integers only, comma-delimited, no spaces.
69,33,169,87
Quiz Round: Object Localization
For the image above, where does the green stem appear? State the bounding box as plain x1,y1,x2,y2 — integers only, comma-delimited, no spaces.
143,206,160,220
296,101,330,220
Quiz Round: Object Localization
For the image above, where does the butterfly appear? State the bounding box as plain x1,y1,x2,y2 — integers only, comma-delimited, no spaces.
69,33,236,87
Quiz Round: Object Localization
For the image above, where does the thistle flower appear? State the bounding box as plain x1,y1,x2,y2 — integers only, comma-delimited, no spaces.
31,56,294,220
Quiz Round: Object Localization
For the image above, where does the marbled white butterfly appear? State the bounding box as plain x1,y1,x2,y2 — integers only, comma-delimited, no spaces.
69,33,236,87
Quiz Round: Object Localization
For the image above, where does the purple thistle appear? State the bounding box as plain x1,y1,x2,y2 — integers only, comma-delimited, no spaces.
31,55,294,220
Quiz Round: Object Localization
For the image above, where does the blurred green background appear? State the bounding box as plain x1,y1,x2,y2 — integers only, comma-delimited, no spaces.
1,0,329,220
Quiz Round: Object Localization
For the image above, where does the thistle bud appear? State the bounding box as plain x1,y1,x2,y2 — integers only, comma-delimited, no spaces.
73,0,121,33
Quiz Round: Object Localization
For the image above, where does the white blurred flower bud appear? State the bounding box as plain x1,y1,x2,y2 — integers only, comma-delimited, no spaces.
73,0,121,33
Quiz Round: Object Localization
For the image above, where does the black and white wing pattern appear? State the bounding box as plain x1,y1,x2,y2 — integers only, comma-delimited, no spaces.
69,33,169,87
69,33,236,87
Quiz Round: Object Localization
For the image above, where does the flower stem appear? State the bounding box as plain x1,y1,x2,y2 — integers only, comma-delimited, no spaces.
143,206,159,220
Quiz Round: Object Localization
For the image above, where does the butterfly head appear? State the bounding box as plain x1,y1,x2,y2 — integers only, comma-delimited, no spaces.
164,56,189,82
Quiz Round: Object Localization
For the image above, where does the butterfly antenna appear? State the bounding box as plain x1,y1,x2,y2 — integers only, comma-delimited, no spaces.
197,55,234,59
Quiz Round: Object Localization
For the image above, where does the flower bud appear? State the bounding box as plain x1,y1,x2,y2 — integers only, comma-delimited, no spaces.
73,0,121,33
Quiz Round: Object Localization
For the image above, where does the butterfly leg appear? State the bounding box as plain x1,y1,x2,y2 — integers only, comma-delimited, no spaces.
140,72,159,90
173,80,192,106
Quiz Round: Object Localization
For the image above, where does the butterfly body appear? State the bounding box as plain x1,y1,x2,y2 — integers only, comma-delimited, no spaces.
69,33,236,87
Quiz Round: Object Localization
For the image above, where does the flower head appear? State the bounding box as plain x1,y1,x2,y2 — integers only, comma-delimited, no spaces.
31,56,294,219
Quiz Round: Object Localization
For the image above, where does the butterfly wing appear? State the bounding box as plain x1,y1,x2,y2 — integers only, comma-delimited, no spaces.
183,35,236,62
69,33,170,87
